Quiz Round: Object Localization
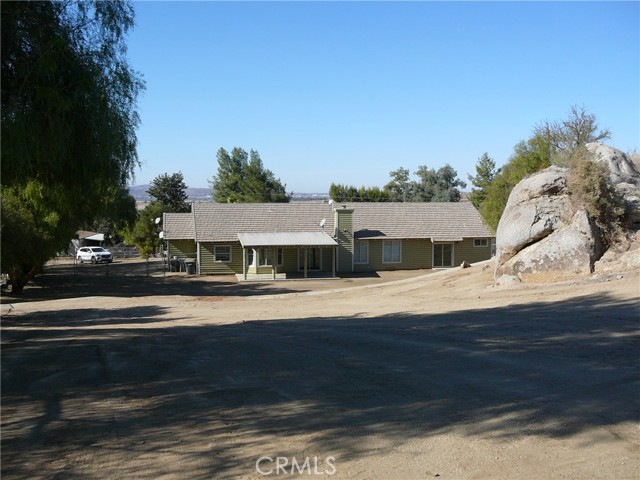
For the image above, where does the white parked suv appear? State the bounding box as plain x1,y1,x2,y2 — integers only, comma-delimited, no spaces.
76,246,113,264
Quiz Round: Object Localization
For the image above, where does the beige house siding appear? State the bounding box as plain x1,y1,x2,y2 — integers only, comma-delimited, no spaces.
321,247,334,272
168,240,197,259
199,242,243,275
335,209,354,273
355,238,433,272
453,238,492,265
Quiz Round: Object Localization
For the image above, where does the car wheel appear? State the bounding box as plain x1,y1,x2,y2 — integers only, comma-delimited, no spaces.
91,256,97,264
77,256,83,264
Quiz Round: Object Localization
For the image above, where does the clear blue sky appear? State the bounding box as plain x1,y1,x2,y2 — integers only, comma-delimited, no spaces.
127,1,639,193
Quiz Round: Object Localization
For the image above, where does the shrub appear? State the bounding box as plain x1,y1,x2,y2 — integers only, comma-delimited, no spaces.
567,148,625,245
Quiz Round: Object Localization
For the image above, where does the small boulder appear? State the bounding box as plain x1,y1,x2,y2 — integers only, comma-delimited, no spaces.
594,230,640,273
495,274,521,286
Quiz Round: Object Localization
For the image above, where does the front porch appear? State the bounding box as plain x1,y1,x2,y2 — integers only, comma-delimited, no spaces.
237,232,339,281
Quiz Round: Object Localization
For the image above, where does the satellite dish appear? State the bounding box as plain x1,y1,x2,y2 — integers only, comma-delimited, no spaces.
155,217,162,225
319,218,326,228
328,199,334,205
159,231,164,239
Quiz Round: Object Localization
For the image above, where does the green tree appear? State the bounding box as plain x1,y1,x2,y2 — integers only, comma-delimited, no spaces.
480,134,552,231
211,148,247,203
359,186,389,202
535,105,611,165
329,183,389,202
412,164,466,202
147,172,190,213
123,202,166,257
210,148,289,203
81,185,138,245
384,167,412,202
468,153,497,209
1,1,144,293
125,172,190,255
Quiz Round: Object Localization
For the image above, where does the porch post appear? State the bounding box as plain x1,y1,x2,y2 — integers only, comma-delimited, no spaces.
272,247,277,279
197,242,201,275
332,247,336,278
304,247,308,278
243,247,247,280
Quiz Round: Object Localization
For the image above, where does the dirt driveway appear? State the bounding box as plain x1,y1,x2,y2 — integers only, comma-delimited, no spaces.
2,261,639,479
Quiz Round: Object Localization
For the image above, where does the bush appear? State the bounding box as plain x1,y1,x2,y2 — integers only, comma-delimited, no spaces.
567,148,625,245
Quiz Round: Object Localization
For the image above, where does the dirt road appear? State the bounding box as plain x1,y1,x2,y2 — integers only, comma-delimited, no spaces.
2,261,639,479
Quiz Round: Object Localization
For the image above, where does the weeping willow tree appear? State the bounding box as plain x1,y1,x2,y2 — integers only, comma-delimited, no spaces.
1,1,144,293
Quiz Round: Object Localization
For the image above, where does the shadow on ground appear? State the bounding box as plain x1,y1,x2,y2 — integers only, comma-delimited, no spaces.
2,294,639,478
1,261,306,303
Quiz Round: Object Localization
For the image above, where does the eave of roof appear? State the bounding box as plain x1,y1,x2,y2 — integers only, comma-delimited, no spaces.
238,232,337,247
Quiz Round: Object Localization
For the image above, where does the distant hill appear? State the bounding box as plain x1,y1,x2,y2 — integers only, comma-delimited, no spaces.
128,185,212,202
129,185,329,204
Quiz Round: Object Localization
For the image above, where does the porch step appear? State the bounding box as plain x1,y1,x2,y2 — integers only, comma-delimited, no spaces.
236,272,339,282
236,273,288,281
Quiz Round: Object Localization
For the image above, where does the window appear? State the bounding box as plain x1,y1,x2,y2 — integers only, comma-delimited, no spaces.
259,248,283,266
474,238,488,247
382,240,401,263
214,245,231,262
354,240,368,264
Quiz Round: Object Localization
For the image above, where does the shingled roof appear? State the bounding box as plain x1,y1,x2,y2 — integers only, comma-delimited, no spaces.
163,212,195,239
347,202,493,240
163,201,493,242
192,203,335,242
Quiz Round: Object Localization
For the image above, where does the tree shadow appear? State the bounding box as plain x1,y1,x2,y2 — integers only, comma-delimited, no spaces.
2,261,308,303
2,294,638,478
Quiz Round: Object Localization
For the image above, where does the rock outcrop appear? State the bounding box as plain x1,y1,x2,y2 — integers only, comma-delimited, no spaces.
594,230,640,273
498,208,604,282
495,165,573,269
495,143,640,283
586,143,640,227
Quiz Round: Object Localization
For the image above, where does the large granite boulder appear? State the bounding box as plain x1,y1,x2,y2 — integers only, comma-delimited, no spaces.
495,144,639,284
497,208,604,281
586,143,640,226
495,165,572,266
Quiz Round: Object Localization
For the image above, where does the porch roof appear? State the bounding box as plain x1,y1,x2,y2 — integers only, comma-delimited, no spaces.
431,236,464,242
237,232,337,248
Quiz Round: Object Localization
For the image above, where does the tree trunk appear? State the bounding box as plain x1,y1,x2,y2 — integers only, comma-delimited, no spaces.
9,265,39,295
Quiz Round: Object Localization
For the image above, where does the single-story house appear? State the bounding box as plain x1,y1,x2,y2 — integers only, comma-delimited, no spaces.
163,202,494,279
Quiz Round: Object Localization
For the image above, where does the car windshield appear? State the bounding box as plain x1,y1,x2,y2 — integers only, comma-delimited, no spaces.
91,247,106,252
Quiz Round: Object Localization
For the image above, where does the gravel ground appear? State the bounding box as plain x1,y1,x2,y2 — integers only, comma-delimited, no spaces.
2,260,639,479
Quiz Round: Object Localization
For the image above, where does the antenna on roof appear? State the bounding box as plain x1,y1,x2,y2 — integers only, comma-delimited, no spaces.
319,218,326,232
